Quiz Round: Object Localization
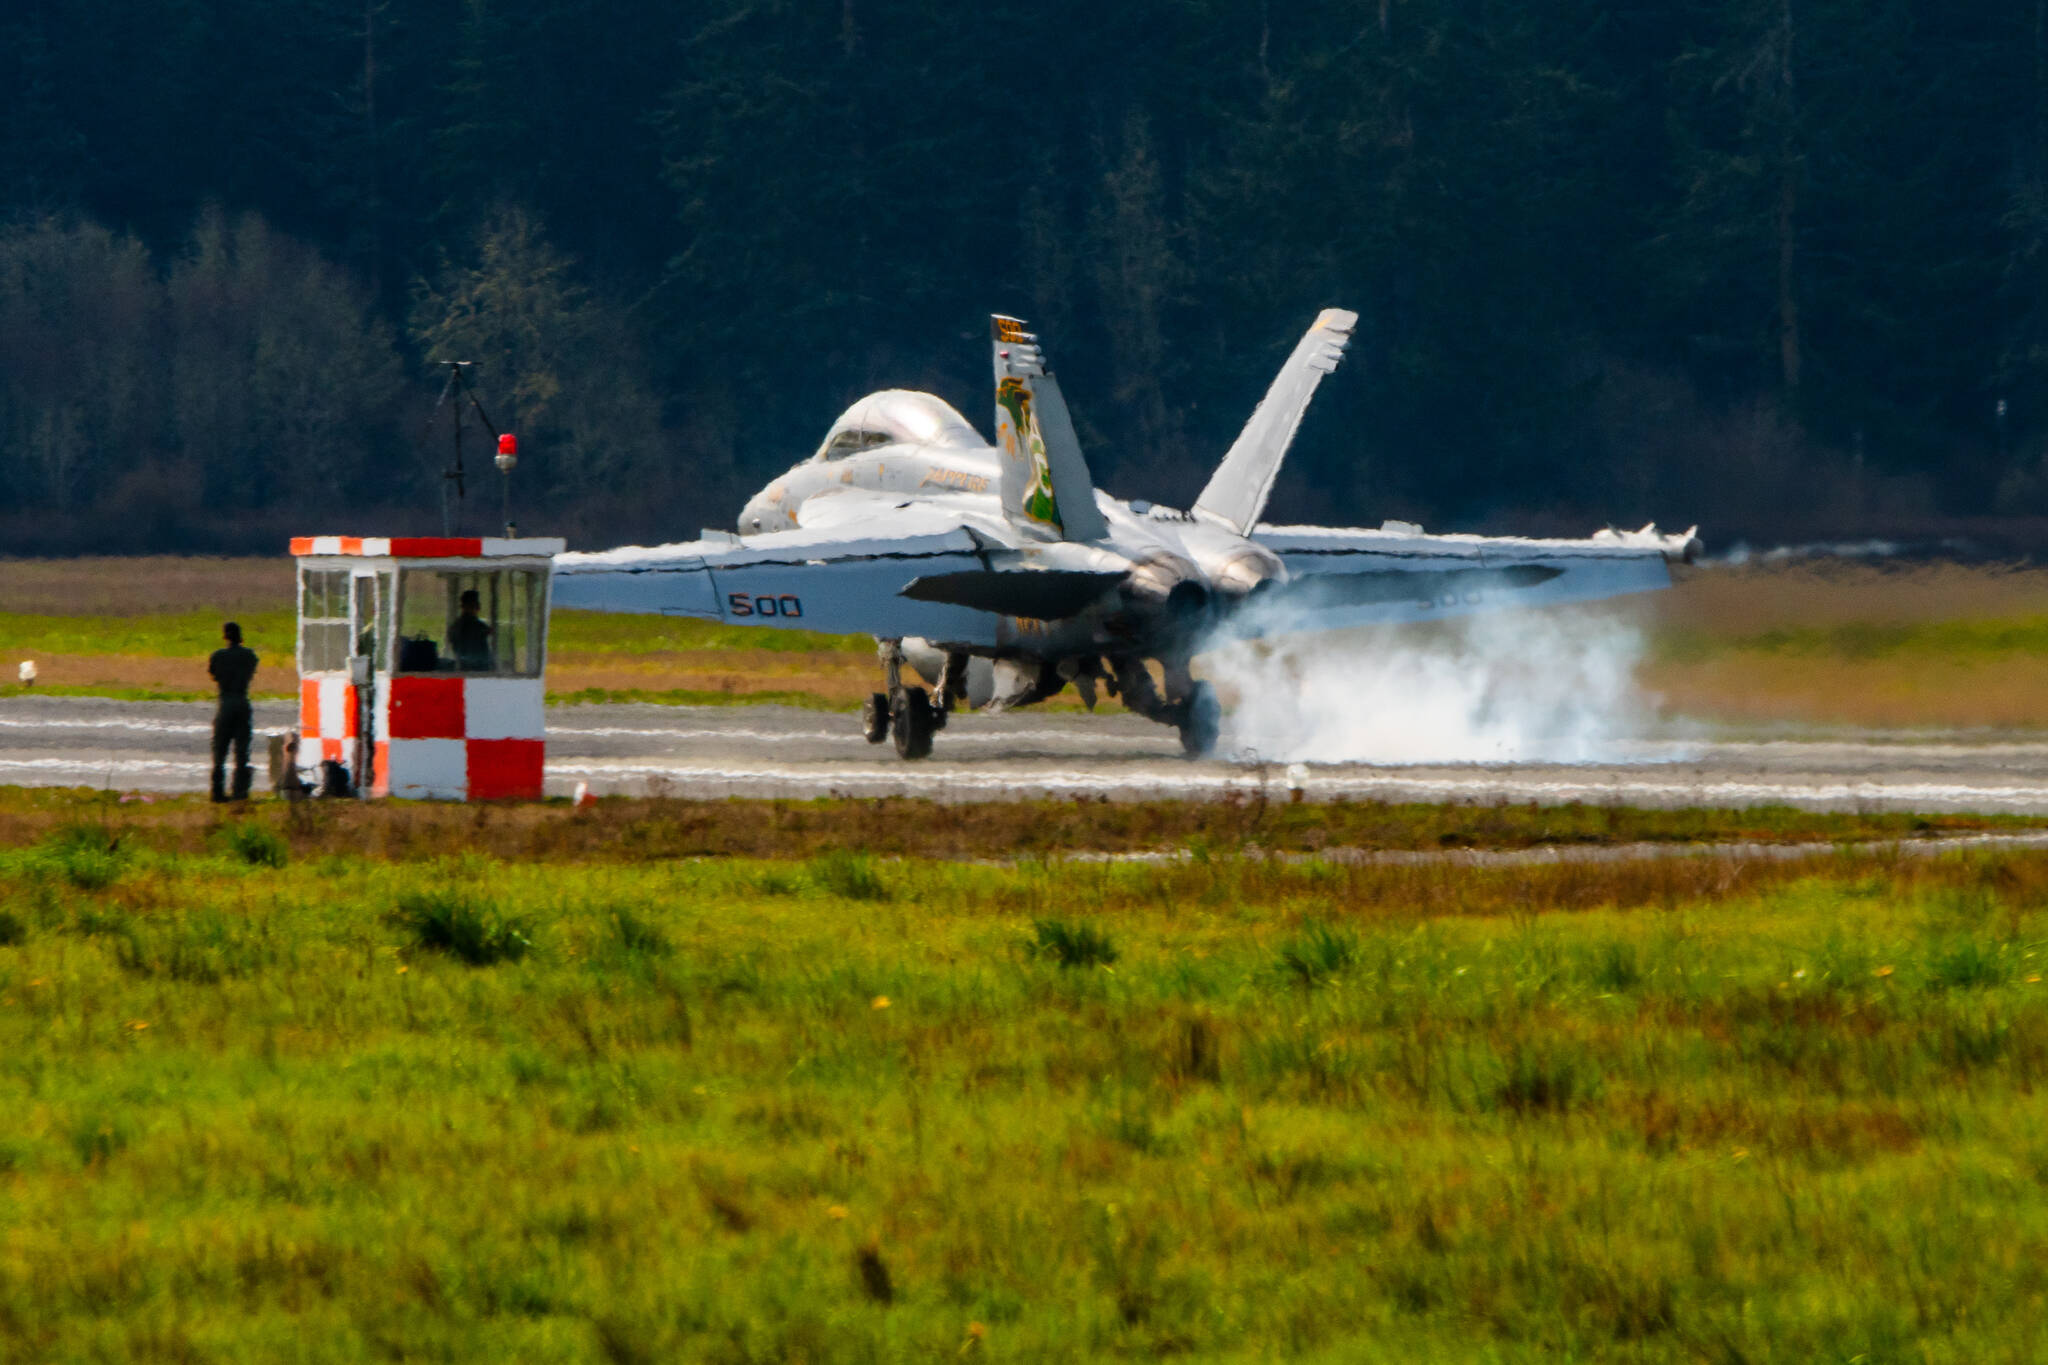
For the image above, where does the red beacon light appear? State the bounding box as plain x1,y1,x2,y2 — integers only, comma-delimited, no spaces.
495,432,518,472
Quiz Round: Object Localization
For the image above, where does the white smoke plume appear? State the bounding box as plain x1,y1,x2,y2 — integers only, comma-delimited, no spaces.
1202,605,1652,765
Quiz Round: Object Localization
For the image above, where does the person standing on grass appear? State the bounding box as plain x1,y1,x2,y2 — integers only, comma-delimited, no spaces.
208,621,258,802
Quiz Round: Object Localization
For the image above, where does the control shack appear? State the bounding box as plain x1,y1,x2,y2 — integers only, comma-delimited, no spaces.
290,535,563,799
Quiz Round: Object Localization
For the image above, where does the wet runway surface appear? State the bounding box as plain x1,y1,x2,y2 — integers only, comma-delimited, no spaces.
13,694,2048,812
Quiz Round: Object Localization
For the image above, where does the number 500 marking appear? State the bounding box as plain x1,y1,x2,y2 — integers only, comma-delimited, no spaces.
728,592,803,618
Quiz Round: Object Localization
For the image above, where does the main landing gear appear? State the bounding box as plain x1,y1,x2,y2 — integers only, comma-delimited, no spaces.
1107,658,1221,759
863,641,1221,762
1177,681,1221,759
864,639,952,760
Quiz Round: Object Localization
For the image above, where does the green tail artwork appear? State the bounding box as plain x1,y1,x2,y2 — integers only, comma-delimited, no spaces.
996,376,1063,534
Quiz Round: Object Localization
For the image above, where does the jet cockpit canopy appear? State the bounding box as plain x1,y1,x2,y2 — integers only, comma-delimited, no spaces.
811,390,984,462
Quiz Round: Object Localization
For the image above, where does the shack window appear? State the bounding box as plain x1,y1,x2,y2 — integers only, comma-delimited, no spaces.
299,568,352,673
393,567,546,676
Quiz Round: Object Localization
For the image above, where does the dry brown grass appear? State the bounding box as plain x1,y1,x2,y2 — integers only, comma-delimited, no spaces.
0,653,266,695
2,648,883,703
0,790,2025,863
1640,653,2048,729
547,650,880,703
0,555,291,614
8,789,2047,934
1654,560,2048,631
1634,561,2048,728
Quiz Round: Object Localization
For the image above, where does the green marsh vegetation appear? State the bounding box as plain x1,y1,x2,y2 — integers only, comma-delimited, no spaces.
4,800,2048,1358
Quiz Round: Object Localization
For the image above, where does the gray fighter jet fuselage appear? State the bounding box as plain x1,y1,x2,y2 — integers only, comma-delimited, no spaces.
737,396,1285,610
554,310,1697,759
726,315,1368,743
751,413,1273,654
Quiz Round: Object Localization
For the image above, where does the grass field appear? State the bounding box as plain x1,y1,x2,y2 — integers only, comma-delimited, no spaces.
5,792,2048,1360
8,555,2048,725
0,559,884,706
1640,560,2048,729
0,606,880,708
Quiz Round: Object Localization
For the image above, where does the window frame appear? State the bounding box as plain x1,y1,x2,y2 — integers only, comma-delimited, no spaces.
297,565,354,675
817,428,895,461
390,563,551,679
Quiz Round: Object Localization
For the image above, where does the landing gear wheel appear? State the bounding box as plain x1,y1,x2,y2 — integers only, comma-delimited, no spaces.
862,692,891,744
1178,681,1221,759
891,686,936,760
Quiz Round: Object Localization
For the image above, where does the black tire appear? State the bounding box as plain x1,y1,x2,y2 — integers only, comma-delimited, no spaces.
892,686,935,760
862,692,891,744
1178,681,1221,759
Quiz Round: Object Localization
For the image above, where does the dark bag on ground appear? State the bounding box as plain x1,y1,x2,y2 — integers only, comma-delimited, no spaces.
320,760,354,798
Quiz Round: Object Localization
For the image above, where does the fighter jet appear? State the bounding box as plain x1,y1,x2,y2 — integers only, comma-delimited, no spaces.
553,311,1697,758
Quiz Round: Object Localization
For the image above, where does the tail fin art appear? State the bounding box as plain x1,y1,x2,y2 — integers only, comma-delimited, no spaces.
1192,307,1358,535
990,315,1109,543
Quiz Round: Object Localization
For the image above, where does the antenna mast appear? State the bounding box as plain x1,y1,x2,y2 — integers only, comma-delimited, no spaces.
424,362,510,536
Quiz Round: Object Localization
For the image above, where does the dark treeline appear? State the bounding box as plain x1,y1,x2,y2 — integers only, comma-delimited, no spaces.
4,0,2047,553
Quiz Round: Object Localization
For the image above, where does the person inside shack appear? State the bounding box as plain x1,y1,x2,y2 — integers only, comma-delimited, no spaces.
448,588,495,671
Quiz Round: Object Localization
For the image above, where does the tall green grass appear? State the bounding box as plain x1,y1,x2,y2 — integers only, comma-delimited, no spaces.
1653,613,2048,664
0,608,867,660
0,608,294,658
1,840,2047,1359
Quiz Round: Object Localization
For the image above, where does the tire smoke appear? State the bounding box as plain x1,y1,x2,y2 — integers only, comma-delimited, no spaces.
1202,606,1650,765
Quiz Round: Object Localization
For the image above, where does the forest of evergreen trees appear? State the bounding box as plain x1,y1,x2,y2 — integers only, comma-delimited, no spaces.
4,0,2047,552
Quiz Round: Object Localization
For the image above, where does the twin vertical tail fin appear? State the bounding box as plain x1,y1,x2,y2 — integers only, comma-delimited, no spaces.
1192,307,1358,535
991,315,1109,543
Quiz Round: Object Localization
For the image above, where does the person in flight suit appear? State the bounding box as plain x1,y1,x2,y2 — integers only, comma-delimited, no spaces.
447,588,495,671
208,621,258,802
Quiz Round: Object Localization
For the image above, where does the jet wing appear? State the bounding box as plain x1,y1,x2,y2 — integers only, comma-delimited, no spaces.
552,518,1009,645
1193,308,1358,535
1236,523,1697,636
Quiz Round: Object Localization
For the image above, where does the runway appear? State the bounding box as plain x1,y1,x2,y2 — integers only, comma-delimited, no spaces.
10,694,2048,811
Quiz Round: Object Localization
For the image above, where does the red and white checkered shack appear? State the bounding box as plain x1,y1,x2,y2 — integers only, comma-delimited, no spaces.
289,535,564,800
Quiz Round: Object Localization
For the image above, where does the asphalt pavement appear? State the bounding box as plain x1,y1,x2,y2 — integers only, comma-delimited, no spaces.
11,694,2048,811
